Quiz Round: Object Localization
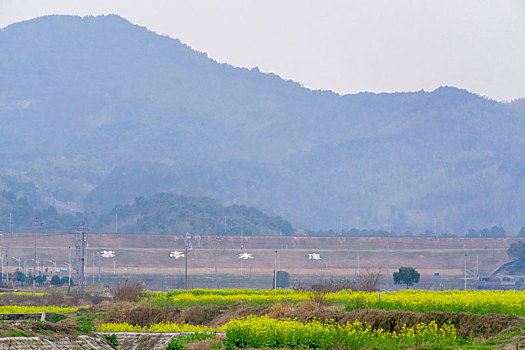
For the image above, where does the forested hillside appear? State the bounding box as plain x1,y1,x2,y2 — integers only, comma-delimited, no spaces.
1,15,525,233
92,193,294,235
0,191,294,235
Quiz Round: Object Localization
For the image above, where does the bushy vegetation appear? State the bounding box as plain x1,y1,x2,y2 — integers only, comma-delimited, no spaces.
103,334,119,349
508,241,525,261
309,271,383,293
112,281,144,302
165,333,215,350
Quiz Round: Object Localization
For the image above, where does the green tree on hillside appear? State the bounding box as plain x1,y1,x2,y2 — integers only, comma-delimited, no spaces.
508,241,525,261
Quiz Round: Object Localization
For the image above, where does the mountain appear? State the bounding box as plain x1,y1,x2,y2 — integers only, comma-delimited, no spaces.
1,15,525,233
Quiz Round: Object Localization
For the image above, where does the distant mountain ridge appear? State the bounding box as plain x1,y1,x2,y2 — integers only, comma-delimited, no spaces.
1,15,525,233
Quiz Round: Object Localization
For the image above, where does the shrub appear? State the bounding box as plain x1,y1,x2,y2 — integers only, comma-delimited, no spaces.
165,333,215,350
113,281,144,302
60,276,73,286
103,334,119,349
356,269,383,292
35,274,47,285
508,241,525,261
312,278,356,293
50,275,63,286
310,270,383,293
276,270,291,288
13,271,27,285
77,313,96,332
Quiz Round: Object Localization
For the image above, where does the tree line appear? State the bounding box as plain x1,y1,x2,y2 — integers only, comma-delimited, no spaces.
3,190,525,237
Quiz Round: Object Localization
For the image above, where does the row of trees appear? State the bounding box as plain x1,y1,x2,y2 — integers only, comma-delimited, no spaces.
1,271,72,286
2,271,47,285
465,226,507,238
3,189,525,237
308,225,525,238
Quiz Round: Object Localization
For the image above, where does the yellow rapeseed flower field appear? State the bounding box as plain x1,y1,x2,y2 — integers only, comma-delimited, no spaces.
99,315,462,349
142,289,525,316
0,305,85,313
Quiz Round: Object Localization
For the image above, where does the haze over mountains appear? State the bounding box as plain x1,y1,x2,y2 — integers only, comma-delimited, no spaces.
1,15,525,234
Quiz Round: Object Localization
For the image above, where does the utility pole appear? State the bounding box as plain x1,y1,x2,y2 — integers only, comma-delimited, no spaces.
273,251,277,290
92,251,95,285
85,243,88,277
464,252,467,291
98,250,101,284
115,214,118,234
4,249,8,284
240,221,244,250
185,233,191,290
68,246,71,295
476,255,479,278
240,222,244,277
184,245,188,290
13,256,21,271
9,212,12,236
185,245,188,290
214,235,219,288
32,217,40,296
79,222,87,295
49,260,56,275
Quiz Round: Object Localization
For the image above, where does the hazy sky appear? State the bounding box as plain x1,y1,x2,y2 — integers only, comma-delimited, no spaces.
2,0,524,101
